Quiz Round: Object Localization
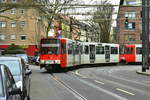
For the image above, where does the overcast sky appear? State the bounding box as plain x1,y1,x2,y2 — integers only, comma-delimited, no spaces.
84,0,120,26
72,0,120,26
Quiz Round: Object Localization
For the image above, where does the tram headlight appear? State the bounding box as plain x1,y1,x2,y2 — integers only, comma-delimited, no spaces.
121,57,125,60
55,60,60,64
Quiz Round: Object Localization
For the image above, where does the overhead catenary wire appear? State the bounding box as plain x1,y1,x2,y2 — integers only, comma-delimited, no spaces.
0,3,145,8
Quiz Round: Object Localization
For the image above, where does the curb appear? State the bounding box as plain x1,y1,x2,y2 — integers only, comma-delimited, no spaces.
136,70,150,76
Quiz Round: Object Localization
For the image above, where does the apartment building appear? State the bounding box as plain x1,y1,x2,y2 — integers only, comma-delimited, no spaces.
0,0,48,56
117,0,142,44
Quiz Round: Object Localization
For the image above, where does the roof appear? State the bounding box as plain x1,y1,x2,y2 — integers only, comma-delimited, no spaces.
0,56,21,60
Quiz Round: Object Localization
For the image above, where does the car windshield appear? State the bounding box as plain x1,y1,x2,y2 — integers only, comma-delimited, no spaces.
15,54,28,62
0,76,4,97
0,60,21,75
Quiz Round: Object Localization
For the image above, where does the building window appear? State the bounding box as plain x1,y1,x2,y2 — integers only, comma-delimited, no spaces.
0,8,5,14
20,9,25,14
126,1,136,5
11,8,16,14
20,21,26,27
0,21,6,27
0,34,5,40
125,22,135,29
20,35,27,41
0,0,6,3
125,34,135,42
11,0,17,3
125,12,136,19
10,21,16,27
10,34,16,40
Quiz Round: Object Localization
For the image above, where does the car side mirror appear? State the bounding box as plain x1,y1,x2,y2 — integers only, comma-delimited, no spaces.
26,64,29,69
9,88,22,95
25,69,32,76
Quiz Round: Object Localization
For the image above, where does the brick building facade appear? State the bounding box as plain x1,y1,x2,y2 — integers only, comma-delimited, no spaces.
0,0,48,56
117,0,142,44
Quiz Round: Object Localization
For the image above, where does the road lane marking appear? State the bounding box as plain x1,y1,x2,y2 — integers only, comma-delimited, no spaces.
78,78,128,100
94,80,105,85
143,81,150,84
75,70,87,78
116,88,135,96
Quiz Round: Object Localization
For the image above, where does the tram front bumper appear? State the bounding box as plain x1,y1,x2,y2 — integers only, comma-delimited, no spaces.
40,60,60,64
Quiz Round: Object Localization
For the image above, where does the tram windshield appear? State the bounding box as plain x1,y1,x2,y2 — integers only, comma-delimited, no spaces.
124,47,134,54
40,39,60,54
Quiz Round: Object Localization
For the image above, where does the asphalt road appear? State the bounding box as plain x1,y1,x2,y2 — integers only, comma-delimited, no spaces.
30,64,150,100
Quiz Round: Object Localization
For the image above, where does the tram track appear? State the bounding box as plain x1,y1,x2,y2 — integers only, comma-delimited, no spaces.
49,73,87,100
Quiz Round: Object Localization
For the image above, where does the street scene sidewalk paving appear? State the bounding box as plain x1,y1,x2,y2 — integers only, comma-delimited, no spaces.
136,70,150,76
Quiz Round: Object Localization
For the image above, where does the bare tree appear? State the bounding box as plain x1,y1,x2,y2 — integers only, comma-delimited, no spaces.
87,21,100,42
35,0,83,37
0,0,83,43
92,0,113,43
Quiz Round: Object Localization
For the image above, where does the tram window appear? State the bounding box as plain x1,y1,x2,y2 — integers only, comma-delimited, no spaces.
111,47,118,54
61,43,66,54
96,46,100,54
96,46,104,54
125,48,133,54
41,39,59,44
119,47,124,54
41,47,59,54
80,46,83,54
85,46,89,54
68,44,73,54
136,47,142,54
75,45,79,54
105,46,109,50
99,47,104,54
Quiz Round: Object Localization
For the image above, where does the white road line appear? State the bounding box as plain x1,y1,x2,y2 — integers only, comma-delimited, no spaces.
75,70,87,78
116,88,135,96
78,79,128,100
94,80,105,85
109,74,150,87
143,81,150,84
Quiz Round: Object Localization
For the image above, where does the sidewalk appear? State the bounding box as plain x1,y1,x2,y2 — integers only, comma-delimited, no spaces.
136,70,150,76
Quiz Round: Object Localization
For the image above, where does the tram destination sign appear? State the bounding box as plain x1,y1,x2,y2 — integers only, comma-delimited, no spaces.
41,44,60,47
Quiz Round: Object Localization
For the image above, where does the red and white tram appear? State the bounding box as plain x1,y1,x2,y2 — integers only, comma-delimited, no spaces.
39,38,120,70
119,44,142,63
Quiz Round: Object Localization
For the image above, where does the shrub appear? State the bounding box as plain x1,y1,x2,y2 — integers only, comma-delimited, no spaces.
4,44,25,54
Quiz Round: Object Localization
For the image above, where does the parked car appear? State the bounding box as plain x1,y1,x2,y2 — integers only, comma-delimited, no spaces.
15,54,29,64
30,56,39,65
0,56,32,100
35,56,39,65
0,64,22,100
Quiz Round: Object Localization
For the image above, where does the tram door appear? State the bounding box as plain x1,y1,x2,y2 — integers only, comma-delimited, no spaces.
79,45,82,65
89,45,95,63
105,45,110,62
73,43,75,66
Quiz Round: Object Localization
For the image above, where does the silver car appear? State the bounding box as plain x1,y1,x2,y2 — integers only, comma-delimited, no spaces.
0,64,22,100
0,56,31,100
